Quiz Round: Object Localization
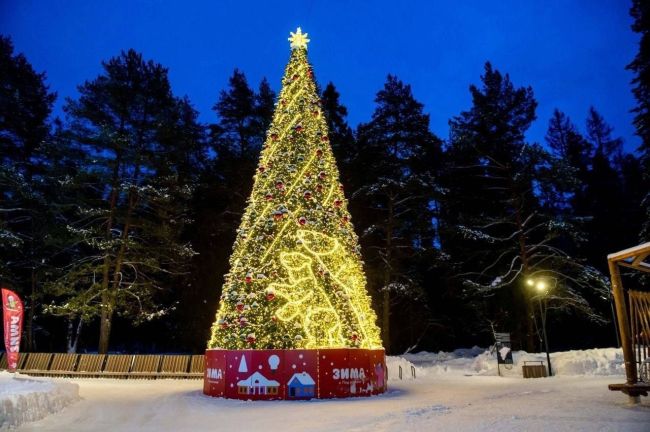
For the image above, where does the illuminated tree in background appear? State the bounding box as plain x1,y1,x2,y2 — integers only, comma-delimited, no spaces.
208,29,382,350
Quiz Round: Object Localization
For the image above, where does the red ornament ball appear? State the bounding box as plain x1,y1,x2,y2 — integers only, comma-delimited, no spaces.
258,166,265,173
298,216,307,226
334,199,343,207
316,148,323,158
246,333,256,344
321,135,329,142
265,193,273,201
303,191,312,200
271,133,279,141
236,301,245,312
319,171,327,180
275,181,285,191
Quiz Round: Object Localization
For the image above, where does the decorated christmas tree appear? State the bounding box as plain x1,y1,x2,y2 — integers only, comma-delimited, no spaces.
209,28,382,351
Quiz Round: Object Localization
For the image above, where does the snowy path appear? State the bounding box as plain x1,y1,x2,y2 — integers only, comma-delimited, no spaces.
16,375,650,431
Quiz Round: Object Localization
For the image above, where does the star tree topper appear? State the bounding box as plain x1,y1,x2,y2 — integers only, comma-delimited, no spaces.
289,27,310,50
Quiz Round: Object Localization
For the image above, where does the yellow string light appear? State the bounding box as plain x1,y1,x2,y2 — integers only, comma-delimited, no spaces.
208,29,382,350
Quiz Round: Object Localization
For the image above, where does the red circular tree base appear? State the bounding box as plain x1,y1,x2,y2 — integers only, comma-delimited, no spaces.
203,348,386,400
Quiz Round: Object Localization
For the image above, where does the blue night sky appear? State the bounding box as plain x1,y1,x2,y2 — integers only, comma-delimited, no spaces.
2,0,640,152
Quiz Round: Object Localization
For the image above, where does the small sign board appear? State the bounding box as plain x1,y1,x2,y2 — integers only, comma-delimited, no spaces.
496,344,513,365
493,332,513,375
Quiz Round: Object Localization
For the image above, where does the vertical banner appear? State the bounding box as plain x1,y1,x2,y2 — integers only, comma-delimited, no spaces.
2,288,24,371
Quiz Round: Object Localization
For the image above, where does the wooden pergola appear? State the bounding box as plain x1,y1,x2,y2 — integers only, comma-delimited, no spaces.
607,242,650,402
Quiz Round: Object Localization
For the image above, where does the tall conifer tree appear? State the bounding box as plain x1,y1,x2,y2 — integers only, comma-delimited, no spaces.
627,0,650,241
209,29,382,350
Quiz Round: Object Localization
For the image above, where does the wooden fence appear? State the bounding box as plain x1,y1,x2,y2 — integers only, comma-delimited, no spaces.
0,353,204,379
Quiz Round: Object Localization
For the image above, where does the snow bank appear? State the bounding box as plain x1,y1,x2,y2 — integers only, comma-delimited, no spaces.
0,372,79,429
517,348,625,376
386,356,419,380
393,347,625,378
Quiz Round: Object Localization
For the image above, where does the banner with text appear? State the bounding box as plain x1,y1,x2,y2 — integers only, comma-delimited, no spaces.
2,288,24,371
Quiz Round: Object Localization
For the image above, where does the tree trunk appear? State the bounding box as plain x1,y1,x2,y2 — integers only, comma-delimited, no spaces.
25,267,36,351
66,316,83,353
382,195,394,353
99,160,141,353
512,179,535,352
97,155,120,354
98,261,114,354
98,291,113,354
382,289,390,352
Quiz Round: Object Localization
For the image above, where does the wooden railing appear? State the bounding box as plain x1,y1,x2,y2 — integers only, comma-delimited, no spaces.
629,290,650,383
0,352,205,379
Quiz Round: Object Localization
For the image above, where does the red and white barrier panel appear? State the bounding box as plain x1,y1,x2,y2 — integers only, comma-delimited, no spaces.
204,348,386,400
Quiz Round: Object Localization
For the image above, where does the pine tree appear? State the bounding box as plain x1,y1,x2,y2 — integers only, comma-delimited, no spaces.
353,75,442,351
321,82,355,164
546,109,592,186
580,108,644,269
0,35,57,350
59,49,200,353
586,107,623,163
442,63,608,350
320,82,356,235
208,29,382,350
627,0,650,241
180,72,275,351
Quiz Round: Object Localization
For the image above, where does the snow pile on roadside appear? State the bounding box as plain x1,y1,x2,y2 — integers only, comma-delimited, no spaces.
397,346,492,376
394,347,625,378
517,348,625,376
386,356,419,380
0,372,79,429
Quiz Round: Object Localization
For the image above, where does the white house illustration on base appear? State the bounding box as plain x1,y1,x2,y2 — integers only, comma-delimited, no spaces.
287,372,316,398
237,371,280,396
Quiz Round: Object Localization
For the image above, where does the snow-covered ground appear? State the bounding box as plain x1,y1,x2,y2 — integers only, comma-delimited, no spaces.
394,346,626,378
0,372,78,429
8,348,650,431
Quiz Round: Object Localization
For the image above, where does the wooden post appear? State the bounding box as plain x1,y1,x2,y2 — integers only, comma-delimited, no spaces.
607,260,637,386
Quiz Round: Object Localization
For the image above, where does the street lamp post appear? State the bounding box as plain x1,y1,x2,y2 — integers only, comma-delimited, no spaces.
526,277,553,377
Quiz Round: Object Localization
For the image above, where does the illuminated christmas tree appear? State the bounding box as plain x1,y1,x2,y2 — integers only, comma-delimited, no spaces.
209,28,382,351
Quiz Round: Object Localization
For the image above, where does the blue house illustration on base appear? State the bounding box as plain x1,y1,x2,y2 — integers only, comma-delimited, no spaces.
287,372,315,398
